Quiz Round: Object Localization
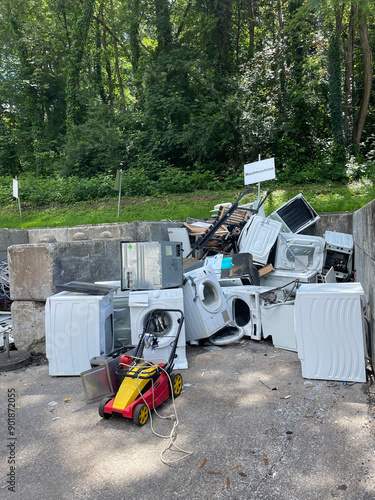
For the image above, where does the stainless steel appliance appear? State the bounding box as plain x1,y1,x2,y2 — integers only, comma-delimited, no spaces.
121,241,183,290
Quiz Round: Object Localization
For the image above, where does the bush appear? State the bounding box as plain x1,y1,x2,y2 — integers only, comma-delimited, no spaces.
121,168,157,197
0,175,115,207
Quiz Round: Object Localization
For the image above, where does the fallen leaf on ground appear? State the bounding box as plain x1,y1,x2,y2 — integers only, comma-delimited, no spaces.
229,465,240,471
199,459,207,469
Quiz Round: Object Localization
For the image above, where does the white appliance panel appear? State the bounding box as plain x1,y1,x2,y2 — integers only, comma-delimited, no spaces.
261,301,297,351
275,234,325,272
238,216,282,265
294,283,366,382
260,268,318,290
268,193,320,233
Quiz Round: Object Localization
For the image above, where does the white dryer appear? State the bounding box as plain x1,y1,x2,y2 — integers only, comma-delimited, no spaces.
182,266,231,342
222,285,274,340
129,288,188,369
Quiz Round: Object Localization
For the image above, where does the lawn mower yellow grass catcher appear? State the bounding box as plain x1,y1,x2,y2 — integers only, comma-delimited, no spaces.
98,308,184,426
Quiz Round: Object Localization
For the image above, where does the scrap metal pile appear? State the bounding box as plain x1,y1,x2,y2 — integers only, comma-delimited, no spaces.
0,259,11,312
44,188,367,391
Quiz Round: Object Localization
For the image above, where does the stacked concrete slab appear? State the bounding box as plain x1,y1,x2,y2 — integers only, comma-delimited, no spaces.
353,199,375,373
27,221,182,244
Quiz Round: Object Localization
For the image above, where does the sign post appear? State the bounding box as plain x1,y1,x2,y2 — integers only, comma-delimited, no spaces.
114,168,123,218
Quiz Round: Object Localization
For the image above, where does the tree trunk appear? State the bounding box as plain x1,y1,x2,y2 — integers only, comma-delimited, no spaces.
247,0,255,58
110,0,126,110
353,8,373,145
101,0,114,107
65,0,96,131
343,3,354,143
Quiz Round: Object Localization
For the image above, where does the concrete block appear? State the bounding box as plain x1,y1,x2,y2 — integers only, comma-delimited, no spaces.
9,244,55,301
0,228,29,260
27,221,183,244
353,244,375,374
353,199,375,261
9,240,122,301
11,300,46,354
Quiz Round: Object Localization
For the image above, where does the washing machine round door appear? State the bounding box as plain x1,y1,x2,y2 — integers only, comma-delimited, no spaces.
232,297,252,329
197,280,222,313
143,309,177,348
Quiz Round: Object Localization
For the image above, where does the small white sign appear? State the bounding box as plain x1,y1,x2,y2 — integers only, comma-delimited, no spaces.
244,158,275,185
13,178,19,199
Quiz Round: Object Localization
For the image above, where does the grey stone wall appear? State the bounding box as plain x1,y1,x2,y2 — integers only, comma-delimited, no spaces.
27,221,183,244
0,228,28,260
302,212,353,237
352,200,375,373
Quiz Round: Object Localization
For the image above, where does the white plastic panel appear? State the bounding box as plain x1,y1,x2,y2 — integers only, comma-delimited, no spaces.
261,301,297,351
275,233,325,272
238,216,282,265
260,268,318,289
268,193,320,233
324,231,354,253
294,283,366,382
168,227,192,258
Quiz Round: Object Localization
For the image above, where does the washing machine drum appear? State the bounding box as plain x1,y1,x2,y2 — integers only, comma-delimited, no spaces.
198,280,222,313
143,310,176,348
232,297,252,328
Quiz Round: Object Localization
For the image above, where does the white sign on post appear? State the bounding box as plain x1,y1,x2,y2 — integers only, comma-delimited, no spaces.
13,178,19,199
244,158,276,185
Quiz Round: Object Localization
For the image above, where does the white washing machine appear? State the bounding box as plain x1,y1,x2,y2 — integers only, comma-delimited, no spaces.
45,291,114,376
222,285,274,340
182,266,231,342
129,288,188,369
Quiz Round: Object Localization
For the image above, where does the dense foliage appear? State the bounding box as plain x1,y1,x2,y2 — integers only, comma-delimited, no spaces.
0,0,374,186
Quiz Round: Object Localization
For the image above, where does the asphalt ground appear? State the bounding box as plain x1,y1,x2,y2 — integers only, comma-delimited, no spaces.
1,339,375,500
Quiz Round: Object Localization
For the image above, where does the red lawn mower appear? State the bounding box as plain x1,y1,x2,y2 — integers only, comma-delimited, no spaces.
98,308,184,426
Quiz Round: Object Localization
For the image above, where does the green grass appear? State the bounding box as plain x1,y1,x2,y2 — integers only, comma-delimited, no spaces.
1,180,374,229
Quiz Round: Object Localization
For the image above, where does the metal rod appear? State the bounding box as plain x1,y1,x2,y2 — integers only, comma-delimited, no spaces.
3,330,10,358
117,169,122,218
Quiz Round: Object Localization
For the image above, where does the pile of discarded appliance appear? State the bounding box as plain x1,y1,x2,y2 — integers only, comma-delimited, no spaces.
41,187,369,426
